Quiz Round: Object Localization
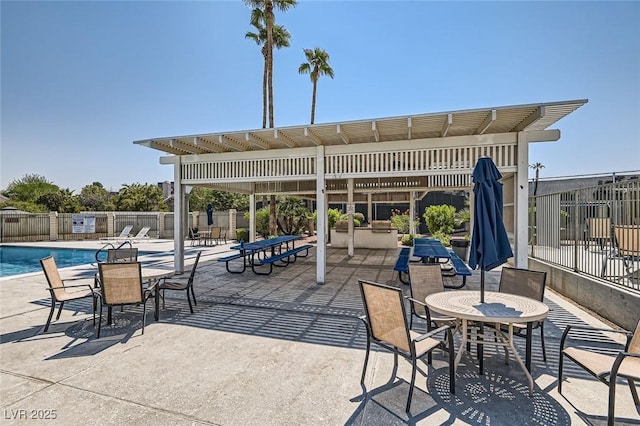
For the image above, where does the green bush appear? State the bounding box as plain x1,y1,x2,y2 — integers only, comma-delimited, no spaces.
430,231,451,247
401,234,416,246
339,212,365,227
235,228,249,242
327,208,342,230
424,205,456,235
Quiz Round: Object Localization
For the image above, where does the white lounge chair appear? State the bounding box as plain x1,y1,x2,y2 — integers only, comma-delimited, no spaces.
129,226,151,242
99,225,133,242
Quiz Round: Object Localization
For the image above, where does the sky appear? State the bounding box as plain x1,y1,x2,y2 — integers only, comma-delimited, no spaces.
1,1,639,193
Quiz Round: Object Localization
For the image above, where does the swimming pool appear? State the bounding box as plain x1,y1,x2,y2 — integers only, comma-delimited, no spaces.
0,246,149,278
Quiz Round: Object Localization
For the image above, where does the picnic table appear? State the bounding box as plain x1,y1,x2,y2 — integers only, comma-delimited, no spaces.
219,235,312,275
394,238,472,288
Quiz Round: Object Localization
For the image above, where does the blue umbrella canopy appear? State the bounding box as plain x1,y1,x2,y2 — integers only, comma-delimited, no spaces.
468,157,513,301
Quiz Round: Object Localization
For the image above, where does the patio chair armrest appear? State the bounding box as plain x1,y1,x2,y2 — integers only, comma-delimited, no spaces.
413,324,453,342
560,324,632,351
47,283,95,291
406,297,426,307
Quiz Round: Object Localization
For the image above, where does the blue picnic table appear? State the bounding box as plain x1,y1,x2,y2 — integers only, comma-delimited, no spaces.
394,238,471,288
219,235,312,275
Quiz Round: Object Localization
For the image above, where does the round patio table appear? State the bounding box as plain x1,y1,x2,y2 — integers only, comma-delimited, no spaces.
425,290,548,396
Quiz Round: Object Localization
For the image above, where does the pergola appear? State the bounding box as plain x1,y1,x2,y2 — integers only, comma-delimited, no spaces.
134,99,587,283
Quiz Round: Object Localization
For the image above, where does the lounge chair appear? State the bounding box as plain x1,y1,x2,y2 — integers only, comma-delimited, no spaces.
602,225,640,282
40,256,98,332
358,279,455,413
129,226,151,242
558,320,640,426
584,217,612,250
99,225,133,242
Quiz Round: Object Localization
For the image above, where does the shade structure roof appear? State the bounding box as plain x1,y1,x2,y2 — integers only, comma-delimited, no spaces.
134,99,587,156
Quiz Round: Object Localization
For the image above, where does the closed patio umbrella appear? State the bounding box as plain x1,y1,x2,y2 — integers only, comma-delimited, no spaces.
468,157,513,303
206,204,214,227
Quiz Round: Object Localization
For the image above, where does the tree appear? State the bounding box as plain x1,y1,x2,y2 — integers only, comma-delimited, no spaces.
112,183,168,212
37,188,81,213
298,47,334,124
530,162,545,196
276,196,309,235
79,182,113,211
245,13,291,129
244,0,297,128
2,174,60,203
189,187,249,211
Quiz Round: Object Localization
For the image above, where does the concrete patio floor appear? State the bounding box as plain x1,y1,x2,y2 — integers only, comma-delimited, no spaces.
1,240,639,425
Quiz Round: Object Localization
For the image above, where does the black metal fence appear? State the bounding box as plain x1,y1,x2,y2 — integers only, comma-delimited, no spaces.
530,179,640,291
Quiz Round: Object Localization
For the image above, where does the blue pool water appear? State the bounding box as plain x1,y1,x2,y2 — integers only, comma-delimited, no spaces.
0,246,148,278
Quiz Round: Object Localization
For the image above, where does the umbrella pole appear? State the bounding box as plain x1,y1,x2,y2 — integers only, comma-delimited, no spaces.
480,269,485,303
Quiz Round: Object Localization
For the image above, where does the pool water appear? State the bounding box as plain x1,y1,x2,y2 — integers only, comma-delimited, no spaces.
0,246,126,278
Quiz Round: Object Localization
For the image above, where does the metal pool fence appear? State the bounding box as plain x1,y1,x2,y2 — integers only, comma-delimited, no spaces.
529,179,640,291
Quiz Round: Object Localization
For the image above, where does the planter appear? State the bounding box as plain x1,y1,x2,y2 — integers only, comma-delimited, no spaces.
450,237,470,262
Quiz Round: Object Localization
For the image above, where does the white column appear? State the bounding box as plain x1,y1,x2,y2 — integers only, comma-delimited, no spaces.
348,178,354,257
249,190,256,243
367,193,372,226
316,146,326,284
173,158,184,274
409,191,416,235
515,131,529,268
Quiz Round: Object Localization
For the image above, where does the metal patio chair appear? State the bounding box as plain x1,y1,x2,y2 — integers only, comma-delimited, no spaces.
158,251,201,314
40,256,98,333
96,261,151,338
496,267,548,361
407,263,458,331
358,279,455,413
559,320,640,426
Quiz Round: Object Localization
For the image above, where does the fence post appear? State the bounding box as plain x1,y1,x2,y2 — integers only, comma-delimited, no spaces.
107,211,115,238
573,190,580,272
229,209,237,239
49,211,58,241
159,212,166,238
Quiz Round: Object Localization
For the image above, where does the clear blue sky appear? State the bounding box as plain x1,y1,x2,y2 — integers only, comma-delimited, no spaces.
2,1,639,192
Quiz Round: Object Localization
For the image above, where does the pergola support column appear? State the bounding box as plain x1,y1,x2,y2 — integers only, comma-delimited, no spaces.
249,189,256,243
316,146,326,284
173,157,185,274
515,132,529,268
348,178,354,257
409,191,416,235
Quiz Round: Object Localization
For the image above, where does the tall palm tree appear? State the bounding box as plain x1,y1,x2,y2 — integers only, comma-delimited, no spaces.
244,0,297,128
530,162,545,196
245,14,291,129
298,47,334,124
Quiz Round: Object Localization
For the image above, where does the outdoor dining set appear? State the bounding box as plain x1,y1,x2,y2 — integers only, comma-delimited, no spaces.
39,247,201,339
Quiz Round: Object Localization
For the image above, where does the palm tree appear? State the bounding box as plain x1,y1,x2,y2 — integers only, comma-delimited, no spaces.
245,14,291,129
530,162,545,196
298,47,334,124
244,0,297,128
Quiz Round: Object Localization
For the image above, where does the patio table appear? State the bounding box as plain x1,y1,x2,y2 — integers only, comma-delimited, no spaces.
413,238,451,262
425,290,549,396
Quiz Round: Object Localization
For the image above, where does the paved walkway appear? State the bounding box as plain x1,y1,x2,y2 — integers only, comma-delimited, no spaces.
1,240,638,425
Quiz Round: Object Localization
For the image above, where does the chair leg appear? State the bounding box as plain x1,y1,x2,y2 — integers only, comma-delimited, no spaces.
540,322,547,362
628,379,640,406
162,289,166,310
406,356,418,413
186,290,194,314
608,377,617,426
360,338,371,386
97,304,103,338
190,287,197,306
141,301,147,335
557,352,564,394
56,301,65,320
44,300,56,332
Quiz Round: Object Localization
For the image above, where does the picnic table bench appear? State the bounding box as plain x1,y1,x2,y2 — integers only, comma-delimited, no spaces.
394,243,472,288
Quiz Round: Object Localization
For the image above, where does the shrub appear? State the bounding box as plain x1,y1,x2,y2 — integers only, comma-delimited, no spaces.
424,205,456,235
430,231,451,247
401,234,416,246
235,228,249,242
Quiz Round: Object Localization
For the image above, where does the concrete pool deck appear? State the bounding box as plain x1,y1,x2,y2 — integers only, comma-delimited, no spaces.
1,240,639,425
